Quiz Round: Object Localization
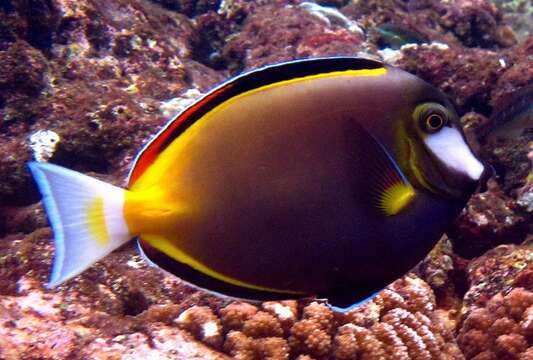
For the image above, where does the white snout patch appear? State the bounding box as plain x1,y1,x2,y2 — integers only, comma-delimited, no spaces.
424,127,484,180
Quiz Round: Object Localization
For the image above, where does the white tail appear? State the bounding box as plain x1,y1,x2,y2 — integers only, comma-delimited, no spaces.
28,162,132,287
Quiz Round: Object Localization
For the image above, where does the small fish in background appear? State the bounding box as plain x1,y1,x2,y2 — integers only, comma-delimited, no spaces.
28,57,485,311
478,84,532,196
481,84,533,144
372,23,429,49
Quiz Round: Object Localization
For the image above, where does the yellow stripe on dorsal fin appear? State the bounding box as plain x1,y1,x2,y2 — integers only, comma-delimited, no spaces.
379,183,415,216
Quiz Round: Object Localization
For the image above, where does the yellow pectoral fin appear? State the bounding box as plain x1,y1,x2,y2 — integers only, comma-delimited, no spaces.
379,183,415,216
143,234,304,295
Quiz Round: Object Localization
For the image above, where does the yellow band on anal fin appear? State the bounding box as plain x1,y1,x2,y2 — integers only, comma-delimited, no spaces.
144,234,304,295
379,183,415,216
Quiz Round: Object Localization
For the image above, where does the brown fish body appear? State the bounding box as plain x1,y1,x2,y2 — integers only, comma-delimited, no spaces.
133,62,467,305
29,58,484,309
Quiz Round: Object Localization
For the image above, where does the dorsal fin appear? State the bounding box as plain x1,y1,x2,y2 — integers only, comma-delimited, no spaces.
127,57,385,187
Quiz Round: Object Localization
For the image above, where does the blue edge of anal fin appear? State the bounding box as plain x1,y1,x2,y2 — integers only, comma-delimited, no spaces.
328,289,382,313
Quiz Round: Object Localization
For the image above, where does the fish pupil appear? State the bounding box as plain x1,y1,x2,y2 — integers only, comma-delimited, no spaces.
426,113,444,131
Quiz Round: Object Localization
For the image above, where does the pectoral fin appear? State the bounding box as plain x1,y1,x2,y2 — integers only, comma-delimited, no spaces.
347,120,415,216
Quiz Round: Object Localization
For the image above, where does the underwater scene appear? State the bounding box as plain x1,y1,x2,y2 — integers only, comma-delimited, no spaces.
0,0,532,358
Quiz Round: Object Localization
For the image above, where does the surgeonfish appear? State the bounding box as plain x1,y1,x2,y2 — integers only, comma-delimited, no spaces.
29,57,485,310
481,84,533,144
373,23,428,50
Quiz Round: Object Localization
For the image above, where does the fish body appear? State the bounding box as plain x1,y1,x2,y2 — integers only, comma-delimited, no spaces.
482,84,533,143
373,23,428,49
29,57,485,310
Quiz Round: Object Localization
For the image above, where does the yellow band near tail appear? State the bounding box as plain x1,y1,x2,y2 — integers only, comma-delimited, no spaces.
87,197,109,245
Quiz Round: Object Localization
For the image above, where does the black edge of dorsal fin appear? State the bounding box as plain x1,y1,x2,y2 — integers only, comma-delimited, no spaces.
127,57,386,187
231,56,385,93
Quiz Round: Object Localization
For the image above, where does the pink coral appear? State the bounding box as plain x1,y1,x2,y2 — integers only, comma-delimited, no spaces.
217,275,463,359
463,244,533,309
332,275,463,359
262,300,298,334
176,306,223,348
287,301,335,358
219,301,258,331
458,288,533,359
302,301,335,333
289,318,332,358
242,311,284,338
224,330,290,360
1,1,531,359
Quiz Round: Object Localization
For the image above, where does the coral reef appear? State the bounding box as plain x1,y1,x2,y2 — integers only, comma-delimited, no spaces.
395,44,506,114
457,288,533,359
222,4,365,71
0,277,230,359
176,306,224,348
450,181,529,258
0,0,224,206
341,0,517,49
450,93,532,257
415,237,465,310
0,0,532,358
463,243,532,309
216,275,464,359
493,0,532,42
149,0,222,17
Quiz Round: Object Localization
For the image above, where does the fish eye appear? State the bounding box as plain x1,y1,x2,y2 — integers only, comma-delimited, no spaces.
424,113,446,132
414,103,449,134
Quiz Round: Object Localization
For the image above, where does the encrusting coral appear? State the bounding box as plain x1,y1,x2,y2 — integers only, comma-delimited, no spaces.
450,183,529,258
0,277,230,359
463,243,533,309
176,305,224,348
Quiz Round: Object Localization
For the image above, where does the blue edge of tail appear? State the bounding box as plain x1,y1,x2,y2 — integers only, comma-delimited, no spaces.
27,162,65,287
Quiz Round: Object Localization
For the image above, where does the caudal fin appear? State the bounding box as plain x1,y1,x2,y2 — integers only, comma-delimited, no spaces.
28,162,132,287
